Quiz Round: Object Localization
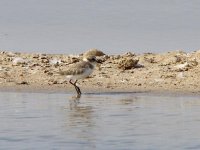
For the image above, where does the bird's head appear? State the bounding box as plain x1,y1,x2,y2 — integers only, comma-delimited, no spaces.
83,55,102,64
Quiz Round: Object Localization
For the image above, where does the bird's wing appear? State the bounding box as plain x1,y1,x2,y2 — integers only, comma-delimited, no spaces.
59,61,89,75
60,67,86,75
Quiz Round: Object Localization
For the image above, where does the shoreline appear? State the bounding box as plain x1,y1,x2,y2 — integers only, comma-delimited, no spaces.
0,85,199,97
0,49,200,95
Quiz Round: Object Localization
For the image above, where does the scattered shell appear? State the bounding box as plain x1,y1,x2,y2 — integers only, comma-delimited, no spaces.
120,78,129,83
50,58,62,66
174,62,189,69
177,72,184,79
12,57,27,66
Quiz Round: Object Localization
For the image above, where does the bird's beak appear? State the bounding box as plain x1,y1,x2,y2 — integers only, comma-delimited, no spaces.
95,58,102,71
96,59,103,64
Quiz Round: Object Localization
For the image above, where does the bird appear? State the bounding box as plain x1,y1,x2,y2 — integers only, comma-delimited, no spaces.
59,55,100,97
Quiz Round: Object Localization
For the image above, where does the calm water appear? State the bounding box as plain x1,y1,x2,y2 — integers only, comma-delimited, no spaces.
0,0,200,54
0,92,200,150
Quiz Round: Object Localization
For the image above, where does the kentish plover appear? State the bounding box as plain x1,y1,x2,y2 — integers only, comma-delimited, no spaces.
59,55,100,97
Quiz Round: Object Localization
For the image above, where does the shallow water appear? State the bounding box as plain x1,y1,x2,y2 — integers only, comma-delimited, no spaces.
0,92,200,150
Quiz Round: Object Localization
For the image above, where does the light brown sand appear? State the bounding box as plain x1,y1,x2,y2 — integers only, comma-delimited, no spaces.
0,49,200,94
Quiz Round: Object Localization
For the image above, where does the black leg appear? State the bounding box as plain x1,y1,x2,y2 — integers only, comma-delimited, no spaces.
75,86,81,95
74,80,82,95
74,81,81,96
69,79,82,96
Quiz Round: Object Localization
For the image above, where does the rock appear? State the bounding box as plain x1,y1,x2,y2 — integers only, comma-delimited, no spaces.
122,52,135,57
117,58,139,70
48,79,58,85
144,57,156,63
109,55,116,60
174,59,198,71
16,81,29,85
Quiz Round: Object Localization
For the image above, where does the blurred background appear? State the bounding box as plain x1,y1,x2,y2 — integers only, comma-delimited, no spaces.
0,0,200,54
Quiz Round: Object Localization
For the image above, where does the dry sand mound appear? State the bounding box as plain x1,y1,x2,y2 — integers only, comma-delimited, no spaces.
0,49,200,94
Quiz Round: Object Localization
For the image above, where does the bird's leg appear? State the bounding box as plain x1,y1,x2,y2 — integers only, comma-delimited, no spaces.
69,79,80,96
74,80,82,95
69,79,82,96
69,79,74,85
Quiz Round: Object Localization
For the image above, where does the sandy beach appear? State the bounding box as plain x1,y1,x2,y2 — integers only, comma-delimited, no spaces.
0,49,200,94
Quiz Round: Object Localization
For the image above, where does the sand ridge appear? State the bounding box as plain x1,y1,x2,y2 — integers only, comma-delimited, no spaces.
0,49,200,94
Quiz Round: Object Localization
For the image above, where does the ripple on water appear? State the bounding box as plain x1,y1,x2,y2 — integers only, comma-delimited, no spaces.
0,92,200,149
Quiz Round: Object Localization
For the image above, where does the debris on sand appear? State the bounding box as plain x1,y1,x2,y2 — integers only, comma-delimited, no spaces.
12,57,28,66
117,58,139,70
0,49,200,93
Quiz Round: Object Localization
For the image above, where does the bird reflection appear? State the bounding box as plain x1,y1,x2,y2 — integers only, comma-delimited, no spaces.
119,97,139,105
70,94,81,101
63,98,97,149
68,99,94,127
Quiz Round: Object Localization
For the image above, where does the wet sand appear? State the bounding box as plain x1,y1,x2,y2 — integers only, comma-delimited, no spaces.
0,49,200,94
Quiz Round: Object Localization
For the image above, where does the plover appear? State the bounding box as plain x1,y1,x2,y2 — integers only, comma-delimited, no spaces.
59,55,99,97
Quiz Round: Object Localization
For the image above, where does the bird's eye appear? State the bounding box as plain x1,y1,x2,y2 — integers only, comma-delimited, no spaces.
90,57,96,61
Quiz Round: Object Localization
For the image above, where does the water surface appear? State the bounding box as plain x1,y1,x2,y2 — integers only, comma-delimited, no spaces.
0,92,200,149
